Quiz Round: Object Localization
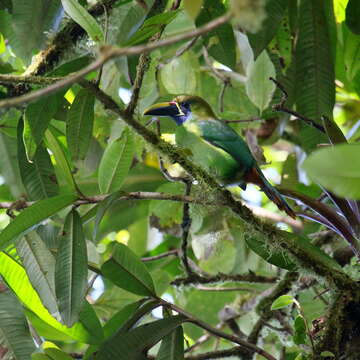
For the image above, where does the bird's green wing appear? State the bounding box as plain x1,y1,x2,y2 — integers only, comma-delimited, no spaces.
196,119,255,171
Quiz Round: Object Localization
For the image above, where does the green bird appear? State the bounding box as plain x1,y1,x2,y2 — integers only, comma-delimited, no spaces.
144,95,295,219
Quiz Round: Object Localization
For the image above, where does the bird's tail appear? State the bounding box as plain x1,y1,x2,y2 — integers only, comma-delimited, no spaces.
245,166,296,219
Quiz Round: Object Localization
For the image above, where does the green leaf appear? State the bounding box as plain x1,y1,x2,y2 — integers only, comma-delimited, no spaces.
60,0,104,42
55,209,88,326
303,144,360,199
293,315,307,345
295,0,334,151
66,89,95,161
322,116,347,145
196,0,236,69
17,231,58,317
23,95,59,160
45,128,77,191
96,316,186,360
320,351,335,358
0,32,5,54
270,295,294,310
244,233,297,271
101,243,156,297
10,1,62,64
44,348,73,360
0,252,94,343
98,128,135,194
125,10,180,46
0,194,77,251
184,0,203,19
78,301,104,342
18,120,59,200
245,50,276,112
156,326,184,360
93,191,121,241
160,51,198,95
248,0,288,58
345,0,360,34
343,23,360,81
0,291,36,360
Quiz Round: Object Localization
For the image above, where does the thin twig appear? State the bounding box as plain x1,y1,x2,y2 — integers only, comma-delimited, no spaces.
224,117,262,123
269,77,326,133
141,249,179,262
195,285,255,292
161,300,277,360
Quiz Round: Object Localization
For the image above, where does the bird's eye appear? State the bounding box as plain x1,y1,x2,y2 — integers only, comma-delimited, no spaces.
181,101,190,109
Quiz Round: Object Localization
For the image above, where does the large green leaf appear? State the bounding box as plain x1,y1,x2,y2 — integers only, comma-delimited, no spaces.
98,128,135,194
0,291,36,360
23,94,59,160
0,194,77,251
10,0,62,64
245,50,276,112
17,231,58,317
18,120,59,200
248,0,288,58
96,316,186,360
303,143,360,199
155,326,184,360
295,0,335,151
343,23,360,82
66,88,95,161
55,209,88,326
101,243,156,297
0,252,94,343
60,0,104,42
196,0,236,69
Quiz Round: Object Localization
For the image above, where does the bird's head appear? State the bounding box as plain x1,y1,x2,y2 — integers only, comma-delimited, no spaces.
143,95,216,125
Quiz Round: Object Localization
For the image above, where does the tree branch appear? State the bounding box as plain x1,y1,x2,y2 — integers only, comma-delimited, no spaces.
0,13,232,109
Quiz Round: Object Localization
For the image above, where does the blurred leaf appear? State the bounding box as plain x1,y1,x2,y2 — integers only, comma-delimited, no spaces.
160,52,198,94
156,326,184,360
98,128,135,194
343,23,360,81
295,0,334,151
17,231,58,317
149,182,184,228
55,209,88,326
271,294,294,310
293,315,307,345
345,0,360,34
60,0,104,42
44,348,73,360
248,0,288,58
320,351,335,358
10,0,62,64
246,50,276,112
303,144,360,199
0,32,5,53
0,290,36,360
101,243,156,297
66,88,95,161
0,252,95,343
96,316,186,360
18,120,59,200
183,0,202,20
245,233,297,270
196,0,236,69
23,94,59,160
125,10,180,46
0,194,77,251
45,128,77,191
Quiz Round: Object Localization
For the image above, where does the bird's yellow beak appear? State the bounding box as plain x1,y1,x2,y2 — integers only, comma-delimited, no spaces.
143,101,185,117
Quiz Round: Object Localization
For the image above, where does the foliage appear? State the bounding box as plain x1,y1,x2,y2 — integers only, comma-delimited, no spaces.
0,0,359,359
